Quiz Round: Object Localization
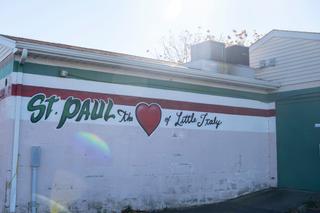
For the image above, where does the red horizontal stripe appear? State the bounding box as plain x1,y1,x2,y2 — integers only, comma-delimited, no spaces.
12,84,275,117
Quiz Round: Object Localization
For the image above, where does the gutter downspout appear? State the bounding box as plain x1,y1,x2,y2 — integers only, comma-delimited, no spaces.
30,146,41,213
9,48,28,213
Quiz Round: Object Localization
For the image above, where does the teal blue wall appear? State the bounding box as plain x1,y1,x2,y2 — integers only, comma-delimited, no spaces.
276,90,320,191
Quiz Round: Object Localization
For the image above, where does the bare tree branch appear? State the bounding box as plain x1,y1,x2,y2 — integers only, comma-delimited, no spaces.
147,28,263,63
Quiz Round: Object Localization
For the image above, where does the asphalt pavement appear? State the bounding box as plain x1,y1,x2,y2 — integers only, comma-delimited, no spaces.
155,188,320,213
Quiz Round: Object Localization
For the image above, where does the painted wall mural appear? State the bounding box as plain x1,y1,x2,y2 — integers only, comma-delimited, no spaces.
4,69,277,212
27,93,223,136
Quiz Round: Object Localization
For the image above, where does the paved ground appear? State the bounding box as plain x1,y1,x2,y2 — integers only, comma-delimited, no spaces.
155,188,320,213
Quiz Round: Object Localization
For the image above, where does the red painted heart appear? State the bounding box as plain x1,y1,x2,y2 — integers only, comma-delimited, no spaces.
135,103,162,136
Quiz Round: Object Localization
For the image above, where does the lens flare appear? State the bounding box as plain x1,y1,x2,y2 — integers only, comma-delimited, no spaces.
36,194,70,213
76,131,111,157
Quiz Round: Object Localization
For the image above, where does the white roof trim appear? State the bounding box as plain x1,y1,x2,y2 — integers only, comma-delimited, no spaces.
250,29,320,52
0,35,16,49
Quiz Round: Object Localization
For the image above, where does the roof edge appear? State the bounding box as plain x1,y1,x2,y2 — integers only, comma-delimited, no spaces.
10,36,279,91
0,35,16,49
250,29,320,52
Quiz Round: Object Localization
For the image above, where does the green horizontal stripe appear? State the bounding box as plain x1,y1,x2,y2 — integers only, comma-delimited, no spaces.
15,62,274,102
270,87,320,102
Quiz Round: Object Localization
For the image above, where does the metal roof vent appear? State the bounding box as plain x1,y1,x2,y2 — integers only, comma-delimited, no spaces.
191,40,225,62
225,45,249,66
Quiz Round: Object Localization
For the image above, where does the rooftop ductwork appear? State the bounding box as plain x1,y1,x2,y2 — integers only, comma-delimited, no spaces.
191,40,226,62
186,41,254,78
225,45,249,66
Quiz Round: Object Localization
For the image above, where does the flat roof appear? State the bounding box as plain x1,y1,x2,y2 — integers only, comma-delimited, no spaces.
0,34,280,91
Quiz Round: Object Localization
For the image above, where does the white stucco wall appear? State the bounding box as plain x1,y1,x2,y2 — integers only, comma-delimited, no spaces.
16,122,276,212
6,30,320,212
7,70,277,213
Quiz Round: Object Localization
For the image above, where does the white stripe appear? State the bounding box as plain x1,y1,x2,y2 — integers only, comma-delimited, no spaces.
20,97,275,133
12,73,275,110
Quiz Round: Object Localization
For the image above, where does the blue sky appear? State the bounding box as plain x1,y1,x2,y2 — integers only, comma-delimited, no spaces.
0,0,319,57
